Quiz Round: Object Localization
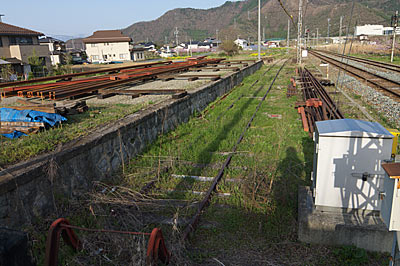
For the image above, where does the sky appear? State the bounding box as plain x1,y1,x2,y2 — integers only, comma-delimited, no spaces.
1,0,238,38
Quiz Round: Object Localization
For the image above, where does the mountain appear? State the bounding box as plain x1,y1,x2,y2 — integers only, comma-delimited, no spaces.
122,0,397,44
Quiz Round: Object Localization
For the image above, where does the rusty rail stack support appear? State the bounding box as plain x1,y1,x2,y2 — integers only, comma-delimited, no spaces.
287,77,297,97
295,67,344,135
45,218,170,266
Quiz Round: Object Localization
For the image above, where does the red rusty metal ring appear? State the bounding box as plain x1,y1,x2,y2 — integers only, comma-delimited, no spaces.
45,218,81,266
146,228,170,265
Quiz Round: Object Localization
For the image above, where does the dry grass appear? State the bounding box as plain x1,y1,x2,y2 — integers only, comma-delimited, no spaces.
319,42,399,56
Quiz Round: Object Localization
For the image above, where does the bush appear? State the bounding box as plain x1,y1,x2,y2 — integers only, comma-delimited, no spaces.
220,40,239,56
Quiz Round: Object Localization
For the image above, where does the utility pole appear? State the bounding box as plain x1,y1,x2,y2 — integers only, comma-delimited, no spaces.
316,28,319,47
174,27,179,56
313,33,316,47
327,18,331,38
0,14,4,22
216,29,219,48
263,27,265,42
234,18,237,29
248,10,250,20
287,19,290,53
391,11,398,63
258,0,261,60
338,16,343,53
297,0,303,64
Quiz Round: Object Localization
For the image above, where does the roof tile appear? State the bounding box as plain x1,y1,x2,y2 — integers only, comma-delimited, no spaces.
83,30,131,43
0,22,43,36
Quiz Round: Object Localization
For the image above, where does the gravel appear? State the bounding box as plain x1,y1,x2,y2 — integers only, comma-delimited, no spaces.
338,73,400,127
323,53,400,83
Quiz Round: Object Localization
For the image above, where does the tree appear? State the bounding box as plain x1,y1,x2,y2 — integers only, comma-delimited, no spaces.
220,40,239,56
0,64,12,81
28,49,44,77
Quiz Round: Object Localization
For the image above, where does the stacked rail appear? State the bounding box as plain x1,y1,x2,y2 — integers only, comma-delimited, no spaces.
295,68,344,135
0,58,224,101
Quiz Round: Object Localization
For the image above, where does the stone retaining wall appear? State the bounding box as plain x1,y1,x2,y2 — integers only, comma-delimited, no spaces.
0,60,263,229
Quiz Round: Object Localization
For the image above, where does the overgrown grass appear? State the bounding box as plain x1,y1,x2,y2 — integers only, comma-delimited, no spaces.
28,59,390,265
0,103,145,167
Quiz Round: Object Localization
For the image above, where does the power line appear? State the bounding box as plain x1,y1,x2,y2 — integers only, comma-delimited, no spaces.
276,0,296,26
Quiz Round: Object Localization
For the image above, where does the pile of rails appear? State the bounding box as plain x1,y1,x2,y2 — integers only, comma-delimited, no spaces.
0,57,233,138
295,67,344,135
0,58,225,101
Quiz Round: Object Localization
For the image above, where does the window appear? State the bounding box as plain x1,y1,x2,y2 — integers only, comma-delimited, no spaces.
113,54,116,57
91,43,96,47
92,55,99,60
119,54,127,59
8,36,33,45
0,37,2,47
104,42,109,46
104,55,108,59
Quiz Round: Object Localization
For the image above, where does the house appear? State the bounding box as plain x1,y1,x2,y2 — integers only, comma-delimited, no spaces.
83,30,133,63
138,42,156,52
67,49,87,64
204,38,221,47
234,38,249,49
39,36,66,65
355,25,384,36
130,47,146,61
0,21,51,74
160,46,175,58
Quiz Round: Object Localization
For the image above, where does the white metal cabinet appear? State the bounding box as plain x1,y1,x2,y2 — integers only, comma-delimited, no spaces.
313,119,393,211
381,163,400,231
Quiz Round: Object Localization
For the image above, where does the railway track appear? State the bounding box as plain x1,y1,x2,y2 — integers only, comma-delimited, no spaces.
309,50,400,101
313,49,400,73
43,60,290,264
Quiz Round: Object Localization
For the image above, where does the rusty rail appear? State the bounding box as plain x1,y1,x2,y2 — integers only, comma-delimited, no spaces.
295,67,344,135
182,60,289,240
1,58,224,101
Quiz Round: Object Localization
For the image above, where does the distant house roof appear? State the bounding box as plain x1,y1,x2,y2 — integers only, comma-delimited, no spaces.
83,30,131,43
0,22,43,36
39,36,64,43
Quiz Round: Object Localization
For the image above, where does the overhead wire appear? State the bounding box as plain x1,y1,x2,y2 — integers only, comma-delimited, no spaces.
276,0,296,27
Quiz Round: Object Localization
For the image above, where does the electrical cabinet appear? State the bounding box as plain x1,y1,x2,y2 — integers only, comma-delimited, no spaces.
381,163,400,231
313,119,393,211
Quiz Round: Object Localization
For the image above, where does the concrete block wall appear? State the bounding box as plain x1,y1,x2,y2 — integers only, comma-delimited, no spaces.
0,60,263,229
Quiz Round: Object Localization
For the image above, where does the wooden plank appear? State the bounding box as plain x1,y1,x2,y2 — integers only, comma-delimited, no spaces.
0,127,40,134
0,121,45,128
5,106,56,113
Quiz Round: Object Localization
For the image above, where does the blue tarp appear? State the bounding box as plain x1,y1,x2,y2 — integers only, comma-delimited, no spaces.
0,108,67,139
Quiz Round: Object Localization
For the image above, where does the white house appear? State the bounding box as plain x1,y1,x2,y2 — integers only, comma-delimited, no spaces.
83,30,134,63
355,25,384,36
234,39,249,49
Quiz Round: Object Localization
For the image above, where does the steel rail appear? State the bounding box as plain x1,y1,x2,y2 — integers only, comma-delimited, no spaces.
0,61,173,89
9,58,224,100
182,59,289,241
304,68,344,119
314,49,400,73
51,59,223,100
6,60,206,96
310,50,400,100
